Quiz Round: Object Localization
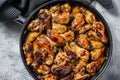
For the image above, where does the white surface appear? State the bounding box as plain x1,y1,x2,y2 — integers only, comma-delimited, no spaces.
0,0,120,80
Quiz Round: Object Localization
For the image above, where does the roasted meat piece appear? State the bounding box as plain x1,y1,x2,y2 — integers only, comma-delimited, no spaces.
61,72,74,80
37,65,50,75
87,30,100,41
74,74,90,80
64,43,77,62
44,74,56,80
93,22,108,43
72,6,80,17
23,42,33,65
50,4,60,17
26,32,40,42
47,29,64,46
54,51,69,66
71,13,85,31
79,24,93,34
70,42,90,62
61,3,71,12
37,35,52,51
28,9,51,32
43,51,54,66
52,23,67,34
80,7,96,24
75,34,91,50
54,12,70,24
52,65,72,78
60,30,74,42
91,47,105,60
31,47,48,67
90,40,104,49
86,57,105,75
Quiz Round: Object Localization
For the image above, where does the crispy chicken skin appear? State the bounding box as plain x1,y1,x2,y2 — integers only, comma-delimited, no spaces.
23,3,108,80
71,13,85,31
26,32,40,42
80,7,96,24
28,9,51,32
52,23,67,34
60,30,74,42
86,57,105,75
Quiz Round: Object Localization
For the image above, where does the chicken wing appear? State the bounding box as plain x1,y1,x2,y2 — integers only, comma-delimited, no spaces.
72,6,80,17
60,30,74,42
71,13,85,31
79,24,93,34
61,72,74,80
80,7,96,24
54,12,70,24
61,3,71,12
54,51,69,66
50,4,60,17
52,23,67,34
44,74,56,80
26,32,40,42
70,42,90,62
74,74,90,80
47,29,64,46
91,47,105,60
93,22,108,43
37,65,50,75
86,57,105,75
28,9,51,32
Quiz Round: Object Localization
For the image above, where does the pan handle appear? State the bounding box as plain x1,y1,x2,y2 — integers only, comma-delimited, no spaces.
14,15,26,25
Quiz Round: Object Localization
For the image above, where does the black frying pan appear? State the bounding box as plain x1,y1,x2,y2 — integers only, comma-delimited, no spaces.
18,0,113,80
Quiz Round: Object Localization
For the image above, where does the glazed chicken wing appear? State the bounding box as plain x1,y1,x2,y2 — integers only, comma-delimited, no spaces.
61,72,74,80
71,13,85,31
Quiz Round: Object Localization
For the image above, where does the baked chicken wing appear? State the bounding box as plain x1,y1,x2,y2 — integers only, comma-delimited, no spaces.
71,13,85,31
28,9,51,32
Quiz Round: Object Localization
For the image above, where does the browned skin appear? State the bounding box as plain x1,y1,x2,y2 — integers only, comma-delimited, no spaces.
23,3,108,80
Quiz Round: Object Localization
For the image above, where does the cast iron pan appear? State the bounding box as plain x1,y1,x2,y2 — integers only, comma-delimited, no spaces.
19,0,113,80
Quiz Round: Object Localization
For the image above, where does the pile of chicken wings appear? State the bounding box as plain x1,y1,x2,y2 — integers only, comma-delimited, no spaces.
23,3,108,80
